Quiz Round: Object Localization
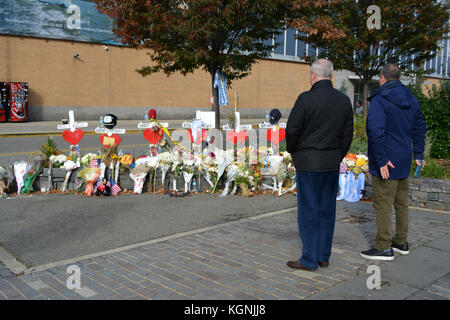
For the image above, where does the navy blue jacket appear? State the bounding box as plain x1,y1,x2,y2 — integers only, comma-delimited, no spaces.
367,80,427,179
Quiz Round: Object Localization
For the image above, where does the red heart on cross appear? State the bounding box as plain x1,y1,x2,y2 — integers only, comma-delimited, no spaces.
187,128,208,144
143,128,164,144
226,130,248,145
266,128,286,144
99,134,122,149
62,129,84,145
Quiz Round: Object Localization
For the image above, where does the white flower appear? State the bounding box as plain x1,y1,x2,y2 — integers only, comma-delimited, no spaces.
157,152,173,163
81,153,97,165
345,160,355,167
51,154,67,164
136,156,159,167
59,155,68,163
63,160,77,170
203,155,216,166
357,155,368,161
283,151,292,162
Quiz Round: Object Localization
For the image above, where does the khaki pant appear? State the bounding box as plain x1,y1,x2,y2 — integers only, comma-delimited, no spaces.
372,176,410,251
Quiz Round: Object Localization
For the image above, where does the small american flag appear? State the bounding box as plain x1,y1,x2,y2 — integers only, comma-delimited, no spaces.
93,178,101,193
88,159,100,168
107,178,121,196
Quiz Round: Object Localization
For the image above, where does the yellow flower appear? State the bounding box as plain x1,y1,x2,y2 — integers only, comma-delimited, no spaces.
356,158,367,167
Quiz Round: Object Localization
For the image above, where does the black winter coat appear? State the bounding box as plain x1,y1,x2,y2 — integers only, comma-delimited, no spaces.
286,80,354,172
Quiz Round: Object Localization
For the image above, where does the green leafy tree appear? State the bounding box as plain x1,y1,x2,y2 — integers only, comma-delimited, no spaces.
94,0,292,127
290,0,450,114
408,80,450,159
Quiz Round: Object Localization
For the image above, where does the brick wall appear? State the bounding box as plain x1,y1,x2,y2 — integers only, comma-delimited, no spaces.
0,35,316,120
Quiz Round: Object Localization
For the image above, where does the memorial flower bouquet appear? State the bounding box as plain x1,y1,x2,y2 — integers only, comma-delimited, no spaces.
182,152,195,191
201,150,218,189
337,153,369,202
236,147,247,164
169,149,184,191
248,146,258,165
81,153,98,167
211,149,234,193
78,167,102,196
220,164,239,197
49,154,68,168
276,153,296,196
234,164,254,196
157,151,173,190
0,165,13,197
342,153,368,177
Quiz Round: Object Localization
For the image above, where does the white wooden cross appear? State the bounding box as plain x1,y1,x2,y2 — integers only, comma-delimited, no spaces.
137,120,169,130
222,112,252,132
94,119,127,180
56,110,89,135
182,111,215,130
94,126,126,136
182,118,212,146
258,122,287,129
56,110,88,163
181,119,212,129
259,121,287,155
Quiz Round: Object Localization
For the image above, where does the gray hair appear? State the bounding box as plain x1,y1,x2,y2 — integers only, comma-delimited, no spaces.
380,63,401,81
311,59,333,79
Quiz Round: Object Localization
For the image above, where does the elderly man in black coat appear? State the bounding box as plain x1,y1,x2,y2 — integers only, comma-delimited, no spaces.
286,59,354,271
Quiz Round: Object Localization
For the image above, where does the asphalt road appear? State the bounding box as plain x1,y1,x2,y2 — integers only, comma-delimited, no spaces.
0,192,297,268
0,133,151,163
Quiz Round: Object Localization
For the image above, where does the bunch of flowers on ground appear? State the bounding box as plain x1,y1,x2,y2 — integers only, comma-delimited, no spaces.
341,153,369,177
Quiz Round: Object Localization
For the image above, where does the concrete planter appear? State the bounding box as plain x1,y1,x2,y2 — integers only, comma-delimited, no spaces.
33,167,281,195
34,167,227,193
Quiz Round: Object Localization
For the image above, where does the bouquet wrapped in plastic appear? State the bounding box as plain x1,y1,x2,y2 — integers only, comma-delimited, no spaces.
13,161,30,195
157,151,173,191
0,165,14,198
182,152,195,192
129,165,151,194
21,155,45,194
211,149,234,193
220,164,239,197
60,160,78,192
78,167,102,196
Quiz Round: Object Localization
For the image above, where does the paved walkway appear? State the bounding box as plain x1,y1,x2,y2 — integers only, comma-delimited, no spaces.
0,201,448,300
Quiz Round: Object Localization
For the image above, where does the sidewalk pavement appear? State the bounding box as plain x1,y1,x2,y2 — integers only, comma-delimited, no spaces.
0,201,448,300
0,119,277,136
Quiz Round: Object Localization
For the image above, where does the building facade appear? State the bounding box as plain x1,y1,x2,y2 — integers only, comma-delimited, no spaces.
0,1,448,121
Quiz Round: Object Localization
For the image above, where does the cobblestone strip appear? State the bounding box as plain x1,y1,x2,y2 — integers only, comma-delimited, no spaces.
0,204,449,300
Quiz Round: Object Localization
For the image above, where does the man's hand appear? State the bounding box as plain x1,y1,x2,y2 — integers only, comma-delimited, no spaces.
380,161,395,180
415,159,426,171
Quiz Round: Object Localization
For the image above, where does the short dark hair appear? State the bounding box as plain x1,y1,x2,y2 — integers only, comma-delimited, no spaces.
357,100,362,106
380,64,401,81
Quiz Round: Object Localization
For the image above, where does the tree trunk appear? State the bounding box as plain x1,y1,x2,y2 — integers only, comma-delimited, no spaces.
415,62,424,91
210,71,220,129
362,78,370,116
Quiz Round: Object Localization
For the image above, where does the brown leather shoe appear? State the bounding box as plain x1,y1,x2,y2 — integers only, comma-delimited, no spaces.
286,261,316,271
318,262,329,268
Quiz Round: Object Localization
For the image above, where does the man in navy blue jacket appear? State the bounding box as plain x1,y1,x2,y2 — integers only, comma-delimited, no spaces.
361,64,427,261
